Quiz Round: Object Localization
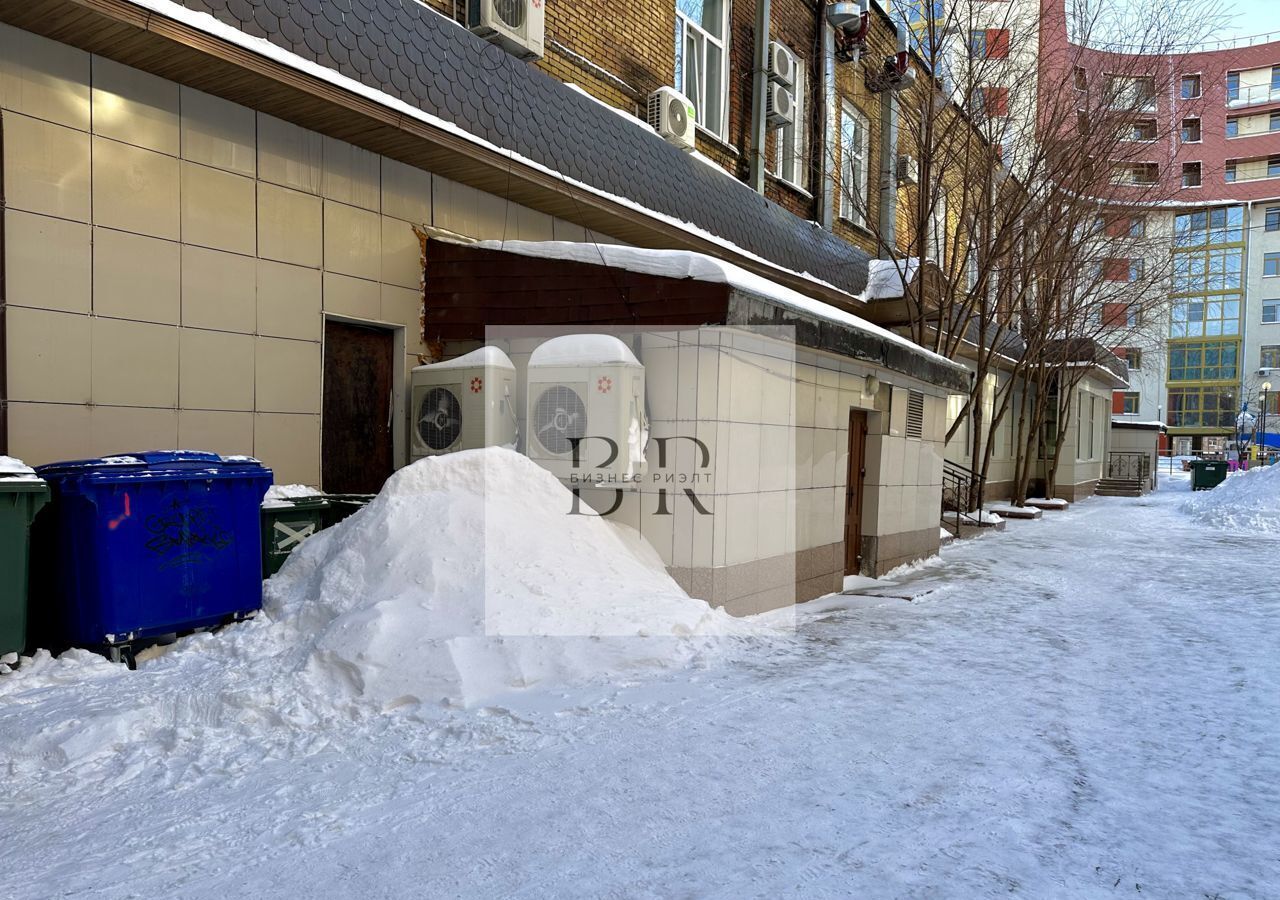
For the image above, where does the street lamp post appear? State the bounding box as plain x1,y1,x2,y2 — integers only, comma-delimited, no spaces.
1263,382,1273,464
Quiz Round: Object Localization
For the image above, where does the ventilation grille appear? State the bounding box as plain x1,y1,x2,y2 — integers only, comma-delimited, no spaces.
493,0,525,29
532,384,588,455
906,390,925,439
418,386,463,451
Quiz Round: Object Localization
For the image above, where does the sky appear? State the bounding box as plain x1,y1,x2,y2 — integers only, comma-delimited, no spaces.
1219,0,1279,39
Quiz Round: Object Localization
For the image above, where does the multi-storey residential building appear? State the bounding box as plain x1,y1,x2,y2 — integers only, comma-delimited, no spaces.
1038,1,1280,453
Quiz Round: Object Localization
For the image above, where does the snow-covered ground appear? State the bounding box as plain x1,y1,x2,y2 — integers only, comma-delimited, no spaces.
2,461,1278,898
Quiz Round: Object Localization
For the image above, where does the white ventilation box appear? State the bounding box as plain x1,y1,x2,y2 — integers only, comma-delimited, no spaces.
526,335,647,483
768,41,797,87
766,82,795,127
467,0,545,61
897,153,919,186
648,87,697,151
411,346,517,461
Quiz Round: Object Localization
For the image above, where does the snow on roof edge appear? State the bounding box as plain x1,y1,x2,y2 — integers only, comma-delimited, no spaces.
123,0,860,304
472,240,963,372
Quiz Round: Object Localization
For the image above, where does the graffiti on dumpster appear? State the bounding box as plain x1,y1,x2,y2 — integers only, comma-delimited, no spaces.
145,499,233,570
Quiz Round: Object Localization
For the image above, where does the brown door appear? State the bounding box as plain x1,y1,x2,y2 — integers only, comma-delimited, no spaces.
322,320,395,494
844,410,868,576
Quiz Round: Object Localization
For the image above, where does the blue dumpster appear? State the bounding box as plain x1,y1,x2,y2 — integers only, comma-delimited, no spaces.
33,451,272,664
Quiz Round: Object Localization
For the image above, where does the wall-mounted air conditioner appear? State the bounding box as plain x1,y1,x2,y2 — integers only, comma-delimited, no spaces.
648,87,697,151
768,41,797,87
411,346,517,461
525,335,647,482
467,0,545,61
897,154,919,186
766,82,795,127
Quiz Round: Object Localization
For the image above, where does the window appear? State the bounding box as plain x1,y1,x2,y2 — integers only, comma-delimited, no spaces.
969,29,986,58
1174,207,1244,247
1170,298,1241,338
767,49,807,189
1265,300,1280,323
1272,112,1280,132
1225,161,1236,183
1098,302,1140,327
1226,117,1239,138
1114,162,1158,185
1272,66,1280,91
838,101,869,226
1129,216,1146,238
1262,345,1280,368
1103,258,1143,282
1168,340,1239,381
1121,347,1143,370
675,0,729,139
1227,72,1240,102
1270,155,1280,178
1129,119,1157,141
1268,207,1280,232
1181,74,1201,99
928,193,948,266
1181,118,1201,142
982,86,1009,118
1266,252,1280,277
1074,66,1088,91
1120,392,1141,415
1168,387,1237,428
1182,162,1202,187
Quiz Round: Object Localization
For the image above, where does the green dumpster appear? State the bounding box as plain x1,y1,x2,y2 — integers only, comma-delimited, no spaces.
318,493,375,530
260,496,330,576
1189,459,1229,491
0,463,49,657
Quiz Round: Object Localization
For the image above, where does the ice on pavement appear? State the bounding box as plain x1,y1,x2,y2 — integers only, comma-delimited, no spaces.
3,462,1279,898
1181,460,1280,533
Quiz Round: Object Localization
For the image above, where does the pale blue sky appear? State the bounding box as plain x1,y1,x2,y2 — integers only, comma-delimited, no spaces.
1219,0,1280,38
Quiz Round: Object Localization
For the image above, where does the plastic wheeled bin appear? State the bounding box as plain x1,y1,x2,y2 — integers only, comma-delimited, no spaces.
32,451,272,665
0,463,49,658
261,495,330,577
1189,459,1229,491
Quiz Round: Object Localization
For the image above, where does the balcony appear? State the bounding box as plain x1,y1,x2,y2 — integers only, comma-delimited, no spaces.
1227,83,1280,109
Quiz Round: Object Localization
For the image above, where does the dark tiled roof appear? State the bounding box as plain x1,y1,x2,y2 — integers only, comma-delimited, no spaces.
170,0,870,295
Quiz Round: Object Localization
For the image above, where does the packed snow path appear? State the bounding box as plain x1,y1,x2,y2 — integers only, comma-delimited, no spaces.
3,465,1278,898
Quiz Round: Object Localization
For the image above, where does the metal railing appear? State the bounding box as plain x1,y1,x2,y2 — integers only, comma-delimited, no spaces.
1227,84,1280,109
941,458,986,534
1106,451,1152,484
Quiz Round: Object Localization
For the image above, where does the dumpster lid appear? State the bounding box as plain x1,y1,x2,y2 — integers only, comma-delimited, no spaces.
36,450,267,478
0,455,42,482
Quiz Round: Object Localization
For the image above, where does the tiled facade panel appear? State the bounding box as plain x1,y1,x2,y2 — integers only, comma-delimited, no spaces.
0,25,588,484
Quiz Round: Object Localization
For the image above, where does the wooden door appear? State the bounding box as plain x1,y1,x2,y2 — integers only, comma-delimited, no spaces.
844,410,868,576
322,320,395,494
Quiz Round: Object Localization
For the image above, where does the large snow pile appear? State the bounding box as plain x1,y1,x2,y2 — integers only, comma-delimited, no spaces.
1181,462,1280,533
268,448,759,708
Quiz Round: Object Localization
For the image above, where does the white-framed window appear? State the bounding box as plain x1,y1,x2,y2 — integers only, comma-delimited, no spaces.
838,101,869,226
675,1,729,140
928,193,948,266
1264,299,1280,323
767,51,807,189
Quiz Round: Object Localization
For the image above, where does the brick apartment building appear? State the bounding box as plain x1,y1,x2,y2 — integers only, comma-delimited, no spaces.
0,0,992,611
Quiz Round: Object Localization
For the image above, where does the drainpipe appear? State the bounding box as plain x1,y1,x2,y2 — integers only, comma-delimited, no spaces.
878,88,900,252
819,20,837,228
1242,199,1253,437
749,0,772,194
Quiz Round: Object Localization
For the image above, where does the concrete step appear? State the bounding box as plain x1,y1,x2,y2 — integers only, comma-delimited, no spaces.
988,505,1043,520
1024,498,1069,511
1096,486,1142,497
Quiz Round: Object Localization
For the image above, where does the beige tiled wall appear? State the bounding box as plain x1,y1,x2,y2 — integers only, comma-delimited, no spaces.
1,25,597,485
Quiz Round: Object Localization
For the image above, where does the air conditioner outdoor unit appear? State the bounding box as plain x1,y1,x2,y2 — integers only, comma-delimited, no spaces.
648,87,697,151
467,0,544,61
897,153,919,186
410,346,517,461
525,335,648,483
768,41,797,87
1260,367,1277,376
766,82,795,127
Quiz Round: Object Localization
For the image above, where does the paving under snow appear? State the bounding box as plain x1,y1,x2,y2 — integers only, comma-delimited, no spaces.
2,460,1278,897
